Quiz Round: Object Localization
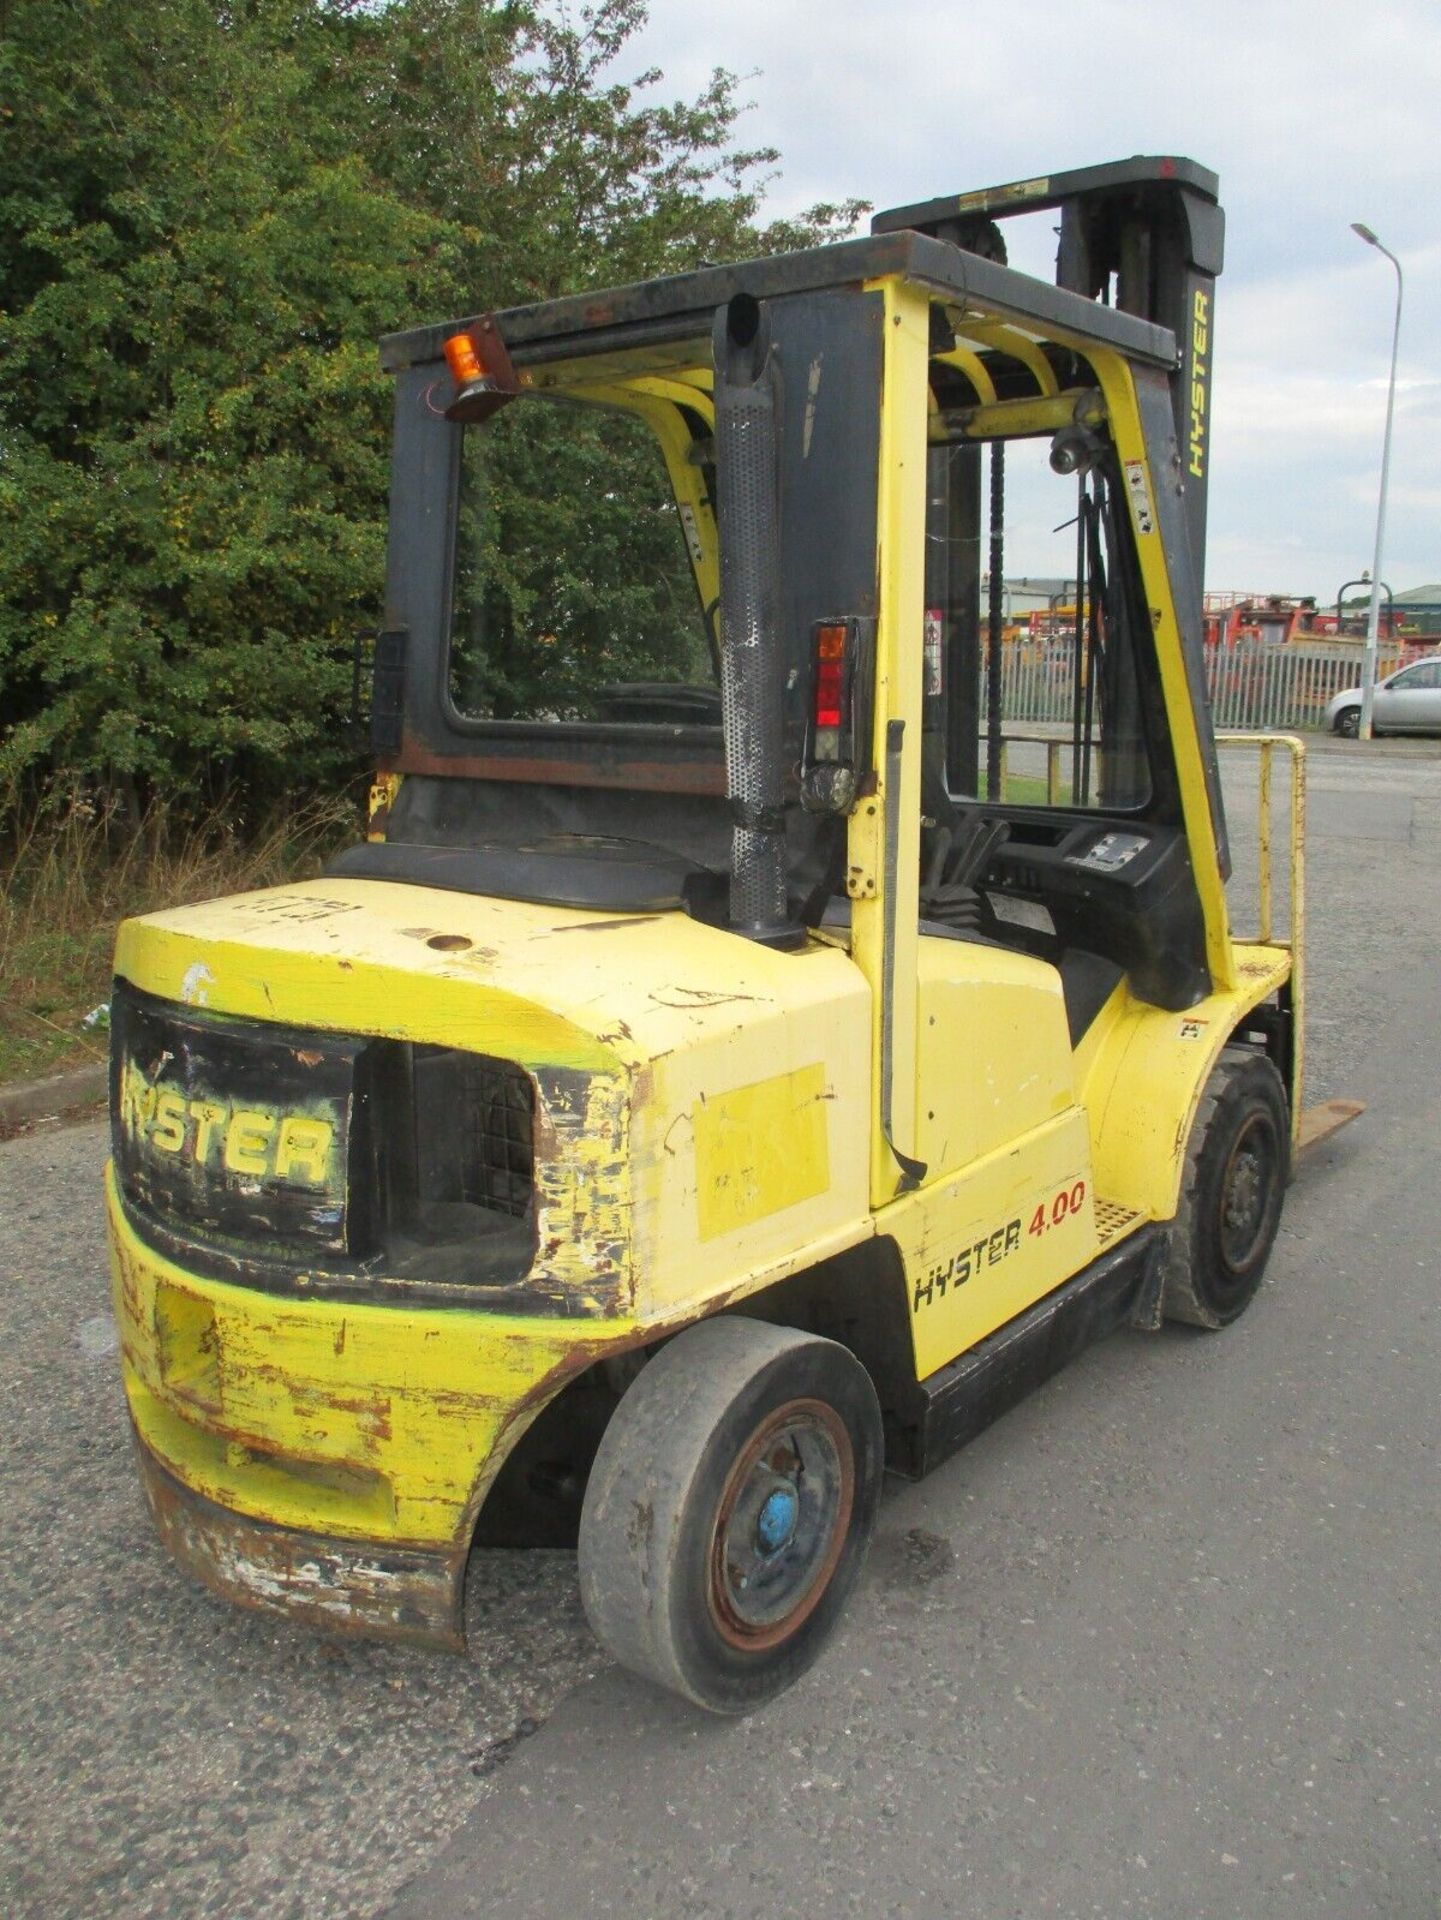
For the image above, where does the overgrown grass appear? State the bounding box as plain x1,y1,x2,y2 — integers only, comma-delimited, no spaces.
0,786,358,1088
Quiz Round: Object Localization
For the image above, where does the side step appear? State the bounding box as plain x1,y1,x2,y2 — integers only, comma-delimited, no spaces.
901,1226,1160,1481
1295,1098,1365,1165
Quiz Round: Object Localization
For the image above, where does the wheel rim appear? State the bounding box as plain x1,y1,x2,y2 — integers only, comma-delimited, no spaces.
708,1399,854,1652
1217,1111,1280,1276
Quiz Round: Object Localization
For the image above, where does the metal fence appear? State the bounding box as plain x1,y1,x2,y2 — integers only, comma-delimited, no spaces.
985,640,1403,734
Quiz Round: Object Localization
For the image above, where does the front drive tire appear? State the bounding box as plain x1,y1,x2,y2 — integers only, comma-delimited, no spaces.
578,1317,883,1714
1335,705,1362,738
1162,1046,1290,1329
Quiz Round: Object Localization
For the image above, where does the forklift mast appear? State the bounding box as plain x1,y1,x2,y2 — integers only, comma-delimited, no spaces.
873,156,1224,595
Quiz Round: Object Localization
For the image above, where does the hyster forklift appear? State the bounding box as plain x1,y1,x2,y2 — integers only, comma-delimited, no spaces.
107,158,1354,1713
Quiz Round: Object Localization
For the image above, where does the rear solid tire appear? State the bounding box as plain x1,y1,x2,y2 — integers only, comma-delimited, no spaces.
1162,1046,1290,1329
578,1316,882,1713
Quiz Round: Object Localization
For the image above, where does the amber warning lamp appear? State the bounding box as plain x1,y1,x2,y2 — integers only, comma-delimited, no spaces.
442,315,522,423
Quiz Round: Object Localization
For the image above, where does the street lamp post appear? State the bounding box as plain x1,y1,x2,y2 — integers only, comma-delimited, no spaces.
1350,222,1404,742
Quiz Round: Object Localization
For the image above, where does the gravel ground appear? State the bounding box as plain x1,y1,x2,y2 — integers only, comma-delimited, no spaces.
1,738,1436,1918
0,1118,606,1920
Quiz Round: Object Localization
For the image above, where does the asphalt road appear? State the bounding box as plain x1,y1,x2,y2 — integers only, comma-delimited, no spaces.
2,738,1438,1919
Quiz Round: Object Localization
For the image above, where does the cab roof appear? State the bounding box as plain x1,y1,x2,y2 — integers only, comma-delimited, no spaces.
378,228,1178,377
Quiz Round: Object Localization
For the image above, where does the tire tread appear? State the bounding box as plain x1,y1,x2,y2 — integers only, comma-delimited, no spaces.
578,1316,881,1712
1162,1044,1288,1329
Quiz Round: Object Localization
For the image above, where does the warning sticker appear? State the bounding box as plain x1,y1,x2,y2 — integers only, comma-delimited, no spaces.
1124,460,1156,537
924,608,943,697
679,504,705,566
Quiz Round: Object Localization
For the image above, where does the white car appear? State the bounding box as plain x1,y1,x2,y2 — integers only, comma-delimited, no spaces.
1326,656,1441,737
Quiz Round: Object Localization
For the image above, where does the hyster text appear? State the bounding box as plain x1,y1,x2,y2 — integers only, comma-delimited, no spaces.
912,1217,1022,1312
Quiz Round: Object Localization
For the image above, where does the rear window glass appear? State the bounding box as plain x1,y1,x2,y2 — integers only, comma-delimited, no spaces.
447,398,717,727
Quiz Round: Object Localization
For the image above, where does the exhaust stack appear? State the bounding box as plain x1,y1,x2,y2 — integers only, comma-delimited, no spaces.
712,295,801,947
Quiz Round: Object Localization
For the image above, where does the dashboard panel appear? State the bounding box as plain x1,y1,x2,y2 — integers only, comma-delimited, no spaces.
977,812,1210,1011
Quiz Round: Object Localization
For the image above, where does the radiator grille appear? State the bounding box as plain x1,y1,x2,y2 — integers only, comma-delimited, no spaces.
448,1053,533,1219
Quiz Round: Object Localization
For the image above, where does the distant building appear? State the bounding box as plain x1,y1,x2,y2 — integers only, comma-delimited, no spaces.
1393,586,1441,639
1336,584,1441,641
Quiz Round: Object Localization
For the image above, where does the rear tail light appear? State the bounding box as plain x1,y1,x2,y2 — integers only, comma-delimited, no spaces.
801,615,872,814
812,622,850,744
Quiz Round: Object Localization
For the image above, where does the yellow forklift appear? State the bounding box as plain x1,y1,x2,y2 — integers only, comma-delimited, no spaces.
107,158,1355,1712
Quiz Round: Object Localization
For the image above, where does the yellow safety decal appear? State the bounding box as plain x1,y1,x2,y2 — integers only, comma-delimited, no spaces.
694,1065,830,1242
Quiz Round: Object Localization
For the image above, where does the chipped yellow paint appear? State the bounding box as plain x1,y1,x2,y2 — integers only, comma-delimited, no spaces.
116,878,850,1073
530,1067,635,1313
693,1064,830,1242
108,1166,630,1548
366,772,402,841
115,877,879,1331
116,891,616,1076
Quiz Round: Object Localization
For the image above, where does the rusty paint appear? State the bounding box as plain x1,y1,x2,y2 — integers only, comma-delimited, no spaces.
394,739,727,796
137,1436,464,1650
107,1169,619,1571
285,1383,394,1447
1295,1098,1365,1161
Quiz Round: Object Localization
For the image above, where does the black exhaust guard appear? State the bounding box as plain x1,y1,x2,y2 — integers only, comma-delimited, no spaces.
712,295,803,947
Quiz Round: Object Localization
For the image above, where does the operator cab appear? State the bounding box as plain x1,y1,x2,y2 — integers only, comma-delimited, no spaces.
908,396,1209,1032
338,158,1226,1047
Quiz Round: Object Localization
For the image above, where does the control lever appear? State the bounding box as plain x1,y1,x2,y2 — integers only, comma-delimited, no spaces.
920,815,1011,929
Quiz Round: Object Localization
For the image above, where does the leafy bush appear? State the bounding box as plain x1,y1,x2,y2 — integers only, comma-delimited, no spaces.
0,0,862,819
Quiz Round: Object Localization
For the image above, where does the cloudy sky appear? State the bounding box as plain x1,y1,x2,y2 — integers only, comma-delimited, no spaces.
627,0,1439,602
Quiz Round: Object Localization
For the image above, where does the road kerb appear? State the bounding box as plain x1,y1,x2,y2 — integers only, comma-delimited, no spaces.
0,1065,108,1132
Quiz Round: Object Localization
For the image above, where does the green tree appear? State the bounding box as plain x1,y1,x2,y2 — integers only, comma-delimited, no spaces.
450,398,715,723
0,0,862,819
